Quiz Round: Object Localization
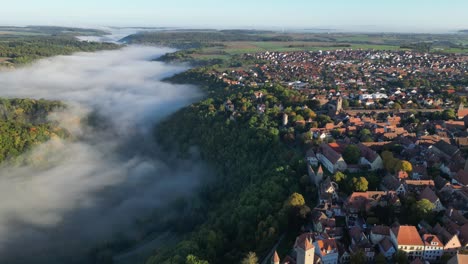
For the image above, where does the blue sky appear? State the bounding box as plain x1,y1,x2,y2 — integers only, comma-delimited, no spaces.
1,0,467,32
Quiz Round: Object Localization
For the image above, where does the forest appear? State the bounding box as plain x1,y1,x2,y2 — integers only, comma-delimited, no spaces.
0,98,68,163
0,36,119,65
142,68,319,264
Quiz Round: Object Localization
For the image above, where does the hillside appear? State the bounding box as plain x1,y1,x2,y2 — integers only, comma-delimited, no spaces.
0,98,68,163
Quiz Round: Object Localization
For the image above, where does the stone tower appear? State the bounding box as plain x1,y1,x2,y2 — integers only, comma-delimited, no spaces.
336,96,343,114
296,238,315,264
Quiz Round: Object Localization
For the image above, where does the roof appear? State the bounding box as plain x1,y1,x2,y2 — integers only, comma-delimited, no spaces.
319,143,342,164
422,234,443,247
379,237,394,252
372,225,390,236
357,143,380,162
315,239,338,256
419,186,439,203
295,233,315,251
433,140,459,157
392,225,424,246
454,170,468,186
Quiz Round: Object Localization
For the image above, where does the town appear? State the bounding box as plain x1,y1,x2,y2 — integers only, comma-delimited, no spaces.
191,49,468,264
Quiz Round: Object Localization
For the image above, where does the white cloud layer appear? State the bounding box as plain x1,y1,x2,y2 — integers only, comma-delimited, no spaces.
0,46,205,263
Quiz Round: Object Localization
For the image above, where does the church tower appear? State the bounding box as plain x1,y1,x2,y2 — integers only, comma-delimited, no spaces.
296,238,315,264
336,96,343,115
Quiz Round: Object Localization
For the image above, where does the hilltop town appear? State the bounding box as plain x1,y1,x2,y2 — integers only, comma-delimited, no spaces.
164,48,468,264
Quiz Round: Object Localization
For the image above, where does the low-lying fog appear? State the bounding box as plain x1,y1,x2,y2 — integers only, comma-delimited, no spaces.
0,46,206,263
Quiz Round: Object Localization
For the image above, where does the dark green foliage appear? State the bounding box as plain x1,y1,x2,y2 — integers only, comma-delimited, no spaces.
147,70,311,264
0,36,119,65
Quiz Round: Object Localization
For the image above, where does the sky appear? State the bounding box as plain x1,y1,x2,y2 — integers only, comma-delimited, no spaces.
0,0,467,33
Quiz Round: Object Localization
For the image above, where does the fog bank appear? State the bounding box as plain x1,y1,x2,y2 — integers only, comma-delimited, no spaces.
0,46,205,263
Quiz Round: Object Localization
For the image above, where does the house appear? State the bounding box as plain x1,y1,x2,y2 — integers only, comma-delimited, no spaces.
419,186,445,212
447,252,468,264
319,177,339,204
314,238,339,264
379,237,396,259
357,143,384,171
453,170,468,187
306,149,319,167
317,143,347,173
430,140,460,160
422,234,444,261
457,103,468,119
370,225,391,245
348,226,375,261
390,225,424,260
433,223,462,256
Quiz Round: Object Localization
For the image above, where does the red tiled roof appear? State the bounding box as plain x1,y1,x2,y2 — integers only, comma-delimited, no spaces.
392,225,424,246
422,234,443,247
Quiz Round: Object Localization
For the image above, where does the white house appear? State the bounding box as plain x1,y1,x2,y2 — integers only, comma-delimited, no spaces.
390,225,425,260
358,143,384,171
422,234,444,261
317,143,347,173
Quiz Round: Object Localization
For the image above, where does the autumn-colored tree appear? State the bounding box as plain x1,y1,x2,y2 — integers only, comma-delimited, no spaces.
241,252,258,264
352,177,369,192
397,160,413,173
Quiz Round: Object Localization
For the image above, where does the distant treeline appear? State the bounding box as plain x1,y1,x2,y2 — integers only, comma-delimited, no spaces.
0,36,120,64
121,31,295,49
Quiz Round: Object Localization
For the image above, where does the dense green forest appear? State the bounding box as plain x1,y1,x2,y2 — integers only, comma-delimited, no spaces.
0,98,68,163
144,68,317,264
0,36,119,65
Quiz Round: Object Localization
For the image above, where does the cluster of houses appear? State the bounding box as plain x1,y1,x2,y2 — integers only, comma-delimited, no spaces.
212,49,467,110
208,48,468,263
271,116,468,263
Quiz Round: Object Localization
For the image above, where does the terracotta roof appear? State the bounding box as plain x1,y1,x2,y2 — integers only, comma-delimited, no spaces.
422,234,443,247
315,239,338,256
392,225,424,246
295,233,315,251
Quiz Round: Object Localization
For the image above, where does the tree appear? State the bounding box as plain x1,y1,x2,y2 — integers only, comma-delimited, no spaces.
285,193,305,208
352,177,369,192
186,255,209,264
350,250,366,264
332,171,347,183
397,160,412,173
415,199,435,216
375,253,386,264
343,145,361,164
393,250,408,264
241,252,258,264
